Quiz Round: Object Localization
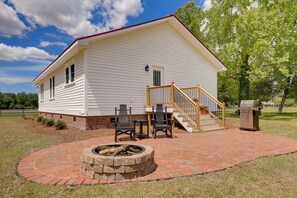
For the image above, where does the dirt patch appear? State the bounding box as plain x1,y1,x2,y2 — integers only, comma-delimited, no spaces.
21,118,238,143
21,119,114,143
21,119,188,143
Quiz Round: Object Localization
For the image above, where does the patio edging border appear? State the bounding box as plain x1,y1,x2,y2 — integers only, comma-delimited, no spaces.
16,150,297,186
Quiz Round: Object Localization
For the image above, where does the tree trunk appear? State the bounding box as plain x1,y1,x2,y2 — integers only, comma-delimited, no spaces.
278,87,289,113
238,54,250,105
278,76,292,114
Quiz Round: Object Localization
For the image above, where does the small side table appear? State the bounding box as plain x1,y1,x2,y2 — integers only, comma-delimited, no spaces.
134,119,149,139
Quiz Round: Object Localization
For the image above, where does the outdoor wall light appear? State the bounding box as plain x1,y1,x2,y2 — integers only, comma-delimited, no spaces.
145,65,150,71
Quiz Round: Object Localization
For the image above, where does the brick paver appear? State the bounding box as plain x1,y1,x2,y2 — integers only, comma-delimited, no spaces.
17,128,297,185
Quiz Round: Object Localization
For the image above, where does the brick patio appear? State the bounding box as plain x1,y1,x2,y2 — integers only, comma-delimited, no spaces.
17,128,297,185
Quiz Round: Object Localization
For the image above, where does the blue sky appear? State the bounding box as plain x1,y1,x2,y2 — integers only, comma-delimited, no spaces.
0,0,209,93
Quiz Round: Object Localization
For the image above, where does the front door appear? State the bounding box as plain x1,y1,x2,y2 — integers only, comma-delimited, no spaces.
152,66,163,86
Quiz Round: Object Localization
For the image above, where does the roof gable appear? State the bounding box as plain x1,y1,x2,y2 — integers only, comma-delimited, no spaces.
33,15,226,84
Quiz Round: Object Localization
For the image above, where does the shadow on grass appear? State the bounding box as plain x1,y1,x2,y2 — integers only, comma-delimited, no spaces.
260,112,297,121
226,111,297,121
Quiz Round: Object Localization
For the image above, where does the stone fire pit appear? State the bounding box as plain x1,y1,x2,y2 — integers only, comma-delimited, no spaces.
81,144,155,180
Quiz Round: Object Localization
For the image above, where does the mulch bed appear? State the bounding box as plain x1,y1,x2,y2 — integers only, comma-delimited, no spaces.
20,118,239,143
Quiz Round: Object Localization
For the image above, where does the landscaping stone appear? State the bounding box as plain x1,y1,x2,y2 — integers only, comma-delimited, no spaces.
81,144,155,180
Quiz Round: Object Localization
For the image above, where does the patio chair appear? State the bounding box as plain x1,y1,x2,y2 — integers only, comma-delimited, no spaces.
152,104,173,138
114,104,136,142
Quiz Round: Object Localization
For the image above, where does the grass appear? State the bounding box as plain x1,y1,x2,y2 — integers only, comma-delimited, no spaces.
226,107,297,139
1,108,297,197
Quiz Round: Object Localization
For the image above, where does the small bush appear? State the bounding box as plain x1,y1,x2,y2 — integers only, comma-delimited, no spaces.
37,116,43,122
41,118,47,125
45,119,55,127
55,120,67,130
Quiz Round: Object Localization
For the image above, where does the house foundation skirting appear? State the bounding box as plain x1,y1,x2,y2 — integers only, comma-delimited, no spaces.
39,112,147,130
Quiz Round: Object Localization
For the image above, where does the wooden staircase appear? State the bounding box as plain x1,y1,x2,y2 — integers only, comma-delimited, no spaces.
147,82,225,132
172,107,223,132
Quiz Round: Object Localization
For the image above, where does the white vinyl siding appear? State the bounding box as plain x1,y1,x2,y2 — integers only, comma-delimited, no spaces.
38,52,85,115
86,22,218,116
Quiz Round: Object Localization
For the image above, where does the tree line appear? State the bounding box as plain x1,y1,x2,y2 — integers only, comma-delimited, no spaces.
0,92,38,109
175,0,296,113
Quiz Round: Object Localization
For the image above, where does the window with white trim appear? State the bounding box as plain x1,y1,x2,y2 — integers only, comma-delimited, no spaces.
66,67,69,84
65,64,75,84
153,70,162,86
40,83,44,101
50,76,55,98
70,64,75,82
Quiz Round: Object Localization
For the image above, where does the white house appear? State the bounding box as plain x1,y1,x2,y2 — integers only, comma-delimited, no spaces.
33,15,227,131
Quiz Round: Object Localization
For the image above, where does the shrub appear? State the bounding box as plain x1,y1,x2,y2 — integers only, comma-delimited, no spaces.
200,105,208,110
44,119,55,127
37,116,43,122
41,118,47,125
55,120,67,130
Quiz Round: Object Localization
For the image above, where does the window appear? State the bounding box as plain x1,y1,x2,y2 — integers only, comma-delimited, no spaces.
70,64,75,82
40,83,44,101
65,64,75,84
53,76,55,97
66,68,69,84
153,70,161,86
50,76,55,98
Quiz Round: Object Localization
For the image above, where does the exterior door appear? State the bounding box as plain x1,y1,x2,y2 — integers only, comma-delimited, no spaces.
152,67,163,86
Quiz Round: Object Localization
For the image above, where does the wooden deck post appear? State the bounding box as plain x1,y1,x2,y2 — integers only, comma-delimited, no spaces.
146,85,151,136
171,82,175,131
196,84,200,131
171,82,174,107
222,102,225,128
146,85,150,106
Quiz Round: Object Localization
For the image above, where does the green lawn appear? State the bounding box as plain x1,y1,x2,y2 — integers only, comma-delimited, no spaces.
1,108,297,197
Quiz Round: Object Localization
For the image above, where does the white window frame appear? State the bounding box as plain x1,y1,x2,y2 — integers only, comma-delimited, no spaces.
40,83,44,102
151,66,164,86
49,76,55,99
65,64,75,86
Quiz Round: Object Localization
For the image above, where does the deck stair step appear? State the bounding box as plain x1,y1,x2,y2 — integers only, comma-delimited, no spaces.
173,109,222,132
170,86,224,133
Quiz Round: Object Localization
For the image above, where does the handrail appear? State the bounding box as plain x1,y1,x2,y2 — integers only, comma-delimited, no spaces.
174,102,197,127
173,84,197,106
180,86,197,90
147,84,171,90
173,84,199,129
199,86,223,107
146,82,225,130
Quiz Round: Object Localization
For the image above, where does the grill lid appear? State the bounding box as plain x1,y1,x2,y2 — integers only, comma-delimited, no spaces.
239,100,262,110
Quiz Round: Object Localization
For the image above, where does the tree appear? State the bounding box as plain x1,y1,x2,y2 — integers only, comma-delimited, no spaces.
0,92,38,109
175,0,296,112
252,0,297,112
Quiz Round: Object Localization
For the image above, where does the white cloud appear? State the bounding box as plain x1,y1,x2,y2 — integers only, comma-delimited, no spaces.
39,41,67,47
0,1,27,37
9,0,144,37
100,0,144,30
202,0,212,10
0,43,56,61
0,74,33,84
2,65,46,72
